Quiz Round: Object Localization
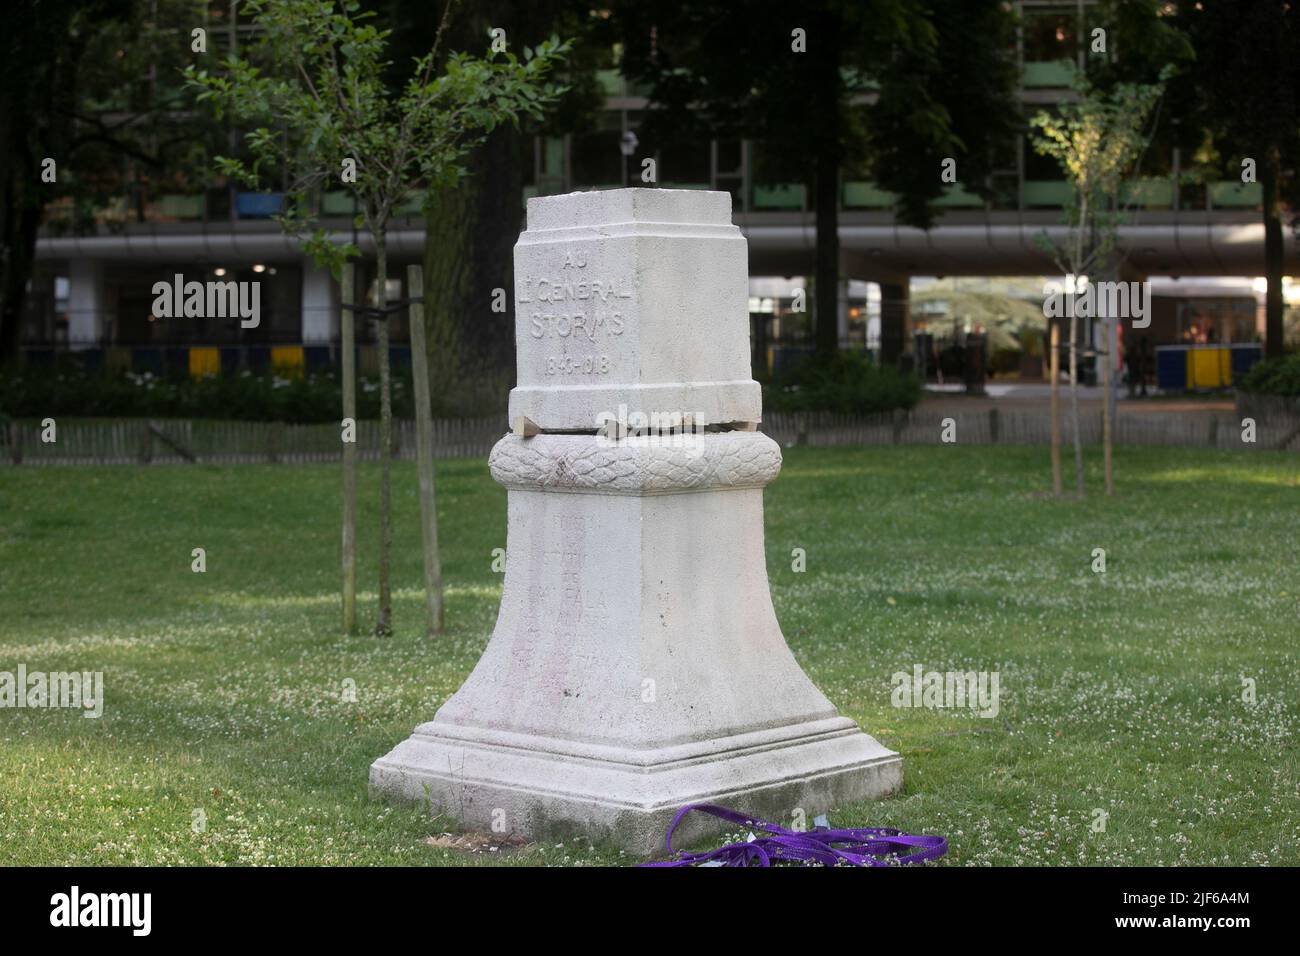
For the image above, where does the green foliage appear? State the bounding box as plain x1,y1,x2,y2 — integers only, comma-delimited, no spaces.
764,351,922,415
24,0,222,235
1,0,222,361
868,0,1022,226
1168,1,1300,357
1168,0,1300,205
1029,67,1171,273
608,0,1019,229
1236,354,1300,397
184,0,571,275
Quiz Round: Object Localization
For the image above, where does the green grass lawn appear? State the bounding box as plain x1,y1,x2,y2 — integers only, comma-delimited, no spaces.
0,445,1297,866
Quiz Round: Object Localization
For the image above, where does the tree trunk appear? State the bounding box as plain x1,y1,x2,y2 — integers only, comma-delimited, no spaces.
1106,314,1118,466
1096,248,1120,498
0,2,78,364
1067,197,1087,498
422,186,469,406
406,264,444,636
340,263,358,634
814,146,840,358
1049,321,1062,496
0,69,45,363
422,125,522,412
1262,145,1285,359
0,202,39,364
374,233,394,637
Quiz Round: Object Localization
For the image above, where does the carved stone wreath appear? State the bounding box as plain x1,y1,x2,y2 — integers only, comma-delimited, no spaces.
488,431,783,494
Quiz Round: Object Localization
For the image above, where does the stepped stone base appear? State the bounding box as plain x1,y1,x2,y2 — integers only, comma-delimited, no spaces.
371,717,900,856
370,432,902,856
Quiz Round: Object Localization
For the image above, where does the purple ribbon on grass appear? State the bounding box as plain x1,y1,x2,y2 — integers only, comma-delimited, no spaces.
641,803,948,867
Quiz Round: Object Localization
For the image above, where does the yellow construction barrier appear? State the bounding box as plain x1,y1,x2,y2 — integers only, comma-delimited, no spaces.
188,347,220,378
270,345,305,378
1186,346,1232,389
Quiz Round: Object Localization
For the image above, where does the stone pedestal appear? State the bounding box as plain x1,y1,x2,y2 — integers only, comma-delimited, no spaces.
370,189,901,855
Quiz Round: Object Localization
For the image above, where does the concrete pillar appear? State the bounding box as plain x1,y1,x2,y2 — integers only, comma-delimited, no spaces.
879,280,910,366
67,259,105,348
302,263,338,344
370,189,900,854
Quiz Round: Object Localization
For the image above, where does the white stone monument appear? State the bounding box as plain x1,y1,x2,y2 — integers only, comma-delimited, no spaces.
370,188,901,854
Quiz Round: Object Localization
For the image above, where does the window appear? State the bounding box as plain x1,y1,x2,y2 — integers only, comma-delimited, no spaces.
1022,7,1078,64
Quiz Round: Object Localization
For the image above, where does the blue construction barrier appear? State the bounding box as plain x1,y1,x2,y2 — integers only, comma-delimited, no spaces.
304,346,334,374
234,192,285,218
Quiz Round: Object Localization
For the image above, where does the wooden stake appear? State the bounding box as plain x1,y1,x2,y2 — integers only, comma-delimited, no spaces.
1101,316,1114,496
1049,322,1062,496
407,265,445,635
341,263,358,635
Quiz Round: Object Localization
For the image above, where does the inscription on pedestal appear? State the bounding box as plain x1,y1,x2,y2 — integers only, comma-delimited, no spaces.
519,246,630,383
509,188,761,430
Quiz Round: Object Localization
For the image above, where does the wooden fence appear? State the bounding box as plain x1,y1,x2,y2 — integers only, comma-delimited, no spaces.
759,408,1300,451
2,407,1296,466
1,416,506,465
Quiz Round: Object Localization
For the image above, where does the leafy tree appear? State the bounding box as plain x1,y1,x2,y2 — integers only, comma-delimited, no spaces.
1,0,216,361
1169,0,1300,358
389,0,602,414
603,0,1020,360
187,0,570,636
1030,69,1169,497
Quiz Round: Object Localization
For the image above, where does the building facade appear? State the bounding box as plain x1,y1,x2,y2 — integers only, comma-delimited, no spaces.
22,1,1299,378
